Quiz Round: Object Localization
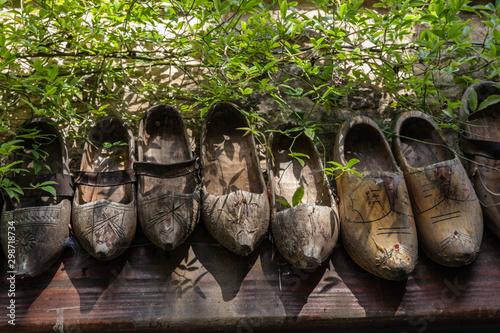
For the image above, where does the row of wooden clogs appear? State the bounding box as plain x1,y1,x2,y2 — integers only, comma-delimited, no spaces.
1,81,498,280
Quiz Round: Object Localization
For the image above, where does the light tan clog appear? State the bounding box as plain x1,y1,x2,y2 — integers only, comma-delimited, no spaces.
334,116,418,280
393,111,483,267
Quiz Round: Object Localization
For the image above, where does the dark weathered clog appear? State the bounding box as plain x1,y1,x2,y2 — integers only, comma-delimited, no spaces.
460,81,500,238
393,111,483,267
72,118,136,260
267,122,339,269
334,116,418,280
135,105,201,250
200,103,269,256
1,118,73,277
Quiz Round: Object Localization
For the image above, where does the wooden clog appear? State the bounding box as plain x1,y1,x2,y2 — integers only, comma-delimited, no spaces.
460,81,500,238
135,105,201,250
334,116,418,280
72,118,137,260
267,122,339,269
200,103,269,256
392,111,483,267
1,118,73,277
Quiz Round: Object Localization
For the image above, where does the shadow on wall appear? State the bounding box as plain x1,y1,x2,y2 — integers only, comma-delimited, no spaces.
63,233,129,314
260,239,335,318
191,223,261,302
333,243,407,318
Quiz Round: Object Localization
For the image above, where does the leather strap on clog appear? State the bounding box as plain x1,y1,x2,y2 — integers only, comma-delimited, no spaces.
134,157,198,179
74,169,136,187
460,133,500,160
11,173,74,197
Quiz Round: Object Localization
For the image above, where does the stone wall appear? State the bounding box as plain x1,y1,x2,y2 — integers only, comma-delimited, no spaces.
1,1,498,174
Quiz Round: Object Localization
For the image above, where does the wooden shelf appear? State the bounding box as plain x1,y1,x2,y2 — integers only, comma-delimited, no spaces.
2,224,500,332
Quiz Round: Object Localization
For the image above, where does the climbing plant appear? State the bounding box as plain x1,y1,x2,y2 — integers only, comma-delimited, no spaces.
1,0,500,199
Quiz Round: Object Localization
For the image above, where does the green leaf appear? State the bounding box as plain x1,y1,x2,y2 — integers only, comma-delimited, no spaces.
468,88,478,112
478,94,500,111
345,158,360,169
327,161,343,169
5,188,18,200
39,186,56,196
294,156,305,167
490,43,498,58
102,141,128,149
48,65,59,81
289,152,309,167
239,87,253,95
349,169,363,178
448,23,464,39
275,198,291,208
263,60,280,72
339,3,347,19
493,28,500,41
98,104,110,113
280,0,289,20
21,98,38,113
33,181,59,187
292,186,304,206
430,29,446,39
33,160,43,174
10,187,24,195
304,127,315,140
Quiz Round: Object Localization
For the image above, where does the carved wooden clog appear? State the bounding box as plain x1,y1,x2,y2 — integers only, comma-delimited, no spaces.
267,122,339,269
1,118,73,277
392,111,483,267
200,103,269,256
135,105,201,250
334,116,418,280
460,81,500,238
72,118,136,260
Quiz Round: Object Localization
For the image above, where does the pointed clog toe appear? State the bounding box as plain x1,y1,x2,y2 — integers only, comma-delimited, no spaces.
203,189,269,256
435,237,479,267
73,199,136,260
273,205,338,269
378,246,418,281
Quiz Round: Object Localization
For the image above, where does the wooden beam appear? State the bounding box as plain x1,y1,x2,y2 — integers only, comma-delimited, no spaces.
2,224,500,332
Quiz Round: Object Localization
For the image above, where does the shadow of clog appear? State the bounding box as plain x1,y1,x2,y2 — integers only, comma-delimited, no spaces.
63,234,127,314
260,239,331,318
191,223,261,302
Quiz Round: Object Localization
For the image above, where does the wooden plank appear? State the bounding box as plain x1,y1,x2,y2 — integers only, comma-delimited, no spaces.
2,224,500,332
